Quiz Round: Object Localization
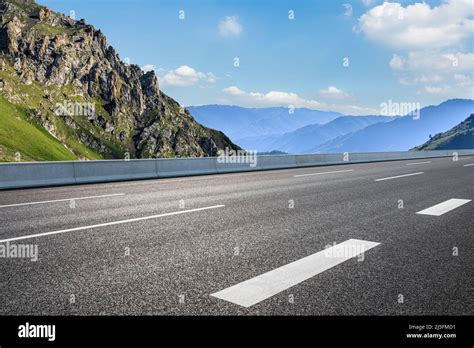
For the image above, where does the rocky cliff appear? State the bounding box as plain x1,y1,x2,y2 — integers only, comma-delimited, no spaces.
0,0,239,161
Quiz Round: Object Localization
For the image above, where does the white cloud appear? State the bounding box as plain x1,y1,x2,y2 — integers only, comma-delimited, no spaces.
389,51,474,72
222,86,323,108
454,73,474,87
389,51,474,86
174,65,198,77
389,54,405,70
160,65,217,87
319,86,350,99
425,85,451,94
397,77,410,86
221,86,377,115
362,2,474,99
343,4,353,17
389,51,474,98
222,86,246,96
218,16,242,37
206,72,217,83
141,64,155,73
414,74,443,83
361,0,376,6
357,0,474,50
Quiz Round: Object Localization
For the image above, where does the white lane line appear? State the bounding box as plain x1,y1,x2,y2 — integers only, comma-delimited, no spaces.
293,169,354,178
0,193,125,209
463,163,474,167
459,157,472,160
0,205,225,243
406,161,431,166
374,172,423,182
211,239,380,308
416,199,471,216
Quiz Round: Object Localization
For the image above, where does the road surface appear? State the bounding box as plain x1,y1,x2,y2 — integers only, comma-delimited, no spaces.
0,156,472,315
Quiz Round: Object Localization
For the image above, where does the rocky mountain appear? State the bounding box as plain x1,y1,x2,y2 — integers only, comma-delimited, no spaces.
0,0,239,161
311,99,474,153
187,105,342,141
412,114,474,150
237,115,394,153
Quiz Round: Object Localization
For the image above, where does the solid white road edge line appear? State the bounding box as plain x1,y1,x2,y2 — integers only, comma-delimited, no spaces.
374,172,423,182
416,199,471,216
211,239,380,308
0,193,126,208
0,205,225,243
463,163,474,167
294,169,354,178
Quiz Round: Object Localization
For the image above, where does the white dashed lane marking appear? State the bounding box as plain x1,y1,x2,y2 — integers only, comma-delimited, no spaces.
211,239,380,308
0,205,225,243
416,199,471,216
406,161,431,166
294,169,354,178
0,193,125,208
374,172,424,182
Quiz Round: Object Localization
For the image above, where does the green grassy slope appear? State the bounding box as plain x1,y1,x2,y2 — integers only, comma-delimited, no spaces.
0,58,110,161
412,114,474,150
0,96,78,161
0,0,240,162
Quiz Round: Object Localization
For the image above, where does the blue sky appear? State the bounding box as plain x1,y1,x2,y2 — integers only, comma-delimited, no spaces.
38,0,473,114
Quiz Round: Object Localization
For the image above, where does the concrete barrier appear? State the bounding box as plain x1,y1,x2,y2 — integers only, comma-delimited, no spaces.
351,152,387,162
73,159,157,184
361,152,403,162
295,154,325,167
157,157,217,177
215,156,261,173
457,150,473,156
260,155,298,169
322,153,345,165
0,161,76,189
1,150,473,190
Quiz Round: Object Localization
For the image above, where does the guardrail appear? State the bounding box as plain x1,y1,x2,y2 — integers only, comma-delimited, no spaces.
0,150,473,190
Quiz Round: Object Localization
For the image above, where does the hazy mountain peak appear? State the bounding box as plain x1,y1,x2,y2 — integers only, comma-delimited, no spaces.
313,99,474,153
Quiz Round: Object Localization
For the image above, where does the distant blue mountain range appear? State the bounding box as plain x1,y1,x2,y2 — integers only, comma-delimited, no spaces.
188,99,474,154
312,99,474,153
187,105,341,140
237,116,394,153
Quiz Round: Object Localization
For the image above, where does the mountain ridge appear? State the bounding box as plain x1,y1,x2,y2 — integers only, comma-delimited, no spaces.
187,104,342,140
0,0,239,161
311,99,474,153
412,114,474,150
237,115,395,153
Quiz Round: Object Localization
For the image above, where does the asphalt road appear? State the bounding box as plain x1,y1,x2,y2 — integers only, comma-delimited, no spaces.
0,156,472,315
